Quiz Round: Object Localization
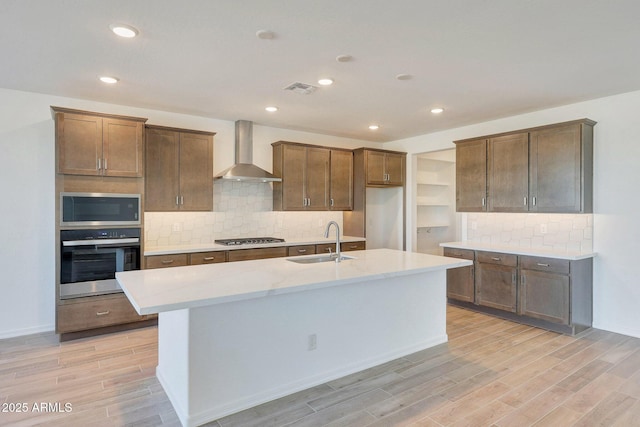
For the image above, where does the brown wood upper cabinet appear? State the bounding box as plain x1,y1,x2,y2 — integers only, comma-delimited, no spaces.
272,141,353,211
52,107,146,177
455,119,595,213
365,149,405,186
145,125,214,211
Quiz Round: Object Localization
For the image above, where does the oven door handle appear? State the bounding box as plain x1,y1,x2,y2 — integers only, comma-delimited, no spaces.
62,238,140,247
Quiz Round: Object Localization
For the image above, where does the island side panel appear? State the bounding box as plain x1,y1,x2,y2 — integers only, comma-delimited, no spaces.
157,269,447,426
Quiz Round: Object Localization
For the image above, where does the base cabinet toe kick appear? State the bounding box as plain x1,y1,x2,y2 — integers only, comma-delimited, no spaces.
443,247,593,335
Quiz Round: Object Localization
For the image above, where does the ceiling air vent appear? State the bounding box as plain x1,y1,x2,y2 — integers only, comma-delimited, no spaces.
283,82,317,95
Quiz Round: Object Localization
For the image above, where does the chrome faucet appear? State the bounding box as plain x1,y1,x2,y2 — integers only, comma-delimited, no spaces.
324,221,341,262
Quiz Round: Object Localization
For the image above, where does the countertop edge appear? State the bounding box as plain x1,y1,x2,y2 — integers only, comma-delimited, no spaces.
440,241,596,260
117,249,471,314
144,236,366,256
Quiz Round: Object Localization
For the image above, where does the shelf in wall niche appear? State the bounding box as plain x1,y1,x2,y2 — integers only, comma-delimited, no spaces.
417,223,450,229
417,181,450,187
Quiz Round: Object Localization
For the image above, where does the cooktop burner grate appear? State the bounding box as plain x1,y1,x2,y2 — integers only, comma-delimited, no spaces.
214,237,285,246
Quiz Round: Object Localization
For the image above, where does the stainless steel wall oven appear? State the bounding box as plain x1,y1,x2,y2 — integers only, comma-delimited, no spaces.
60,228,141,299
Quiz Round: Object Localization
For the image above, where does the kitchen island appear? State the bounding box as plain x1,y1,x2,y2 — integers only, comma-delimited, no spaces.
116,248,471,427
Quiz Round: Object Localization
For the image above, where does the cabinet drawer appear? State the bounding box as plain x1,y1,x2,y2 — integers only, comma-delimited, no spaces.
316,243,334,254
189,251,227,265
227,247,287,262
288,245,316,256
519,256,570,274
443,248,475,261
477,251,517,267
145,254,188,269
342,241,366,251
57,294,144,333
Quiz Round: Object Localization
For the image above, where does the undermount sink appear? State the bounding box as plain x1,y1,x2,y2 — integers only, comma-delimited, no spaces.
286,254,356,264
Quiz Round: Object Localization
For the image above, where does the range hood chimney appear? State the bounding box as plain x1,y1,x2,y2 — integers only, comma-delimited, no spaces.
214,120,281,182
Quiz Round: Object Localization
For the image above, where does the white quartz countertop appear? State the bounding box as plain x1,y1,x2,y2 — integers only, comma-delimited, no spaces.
440,241,596,260
117,248,472,315
144,236,366,256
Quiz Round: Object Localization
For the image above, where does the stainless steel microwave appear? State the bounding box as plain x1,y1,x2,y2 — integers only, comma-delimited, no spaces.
60,192,141,226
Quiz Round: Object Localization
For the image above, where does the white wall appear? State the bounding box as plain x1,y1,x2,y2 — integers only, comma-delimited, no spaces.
0,88,377,339
387,90,640,339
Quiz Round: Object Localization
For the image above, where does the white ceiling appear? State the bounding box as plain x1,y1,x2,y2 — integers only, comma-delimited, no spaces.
2,1,640,142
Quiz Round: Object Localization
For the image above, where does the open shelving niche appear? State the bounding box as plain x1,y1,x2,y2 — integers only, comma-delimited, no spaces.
414,149,459,254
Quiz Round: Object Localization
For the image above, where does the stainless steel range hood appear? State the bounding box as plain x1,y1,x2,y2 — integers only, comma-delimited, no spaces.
214,120,281,182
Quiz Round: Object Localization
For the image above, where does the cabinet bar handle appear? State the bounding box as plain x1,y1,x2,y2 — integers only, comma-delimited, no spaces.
203,257,215,261
536,263,550,267
104,158,107,170
491,257,501,261
482,197,486,207
161,259,174,264
96,311,110,316
524,196,527,206
176,196,179,206
97,158,101,170
330,198,334,207
297,249,307,253
532,196,537,206
512,272,516,284
349,245,358,249
180,196,184,205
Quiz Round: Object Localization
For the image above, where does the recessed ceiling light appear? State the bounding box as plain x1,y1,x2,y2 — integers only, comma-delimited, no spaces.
318,78,334,86
336,54,353,63
369,125,380,130
99,76,119,84
256,29,275,40
265,106,278,112
109,24,139,38
396,74,412,80
431,107,444,114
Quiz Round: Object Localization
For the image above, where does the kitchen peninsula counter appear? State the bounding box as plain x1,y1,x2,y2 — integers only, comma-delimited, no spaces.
144,235,366,256
116,249,470,427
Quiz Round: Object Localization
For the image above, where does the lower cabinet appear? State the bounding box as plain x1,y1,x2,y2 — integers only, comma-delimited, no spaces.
189,251,227,265
443,248,475,303
145,253,189,269
288,245,316,256
57,293,151,334
227,247,288,262
445,248,593,335
476,251,518,312
317,241,366,254
518,256,570,324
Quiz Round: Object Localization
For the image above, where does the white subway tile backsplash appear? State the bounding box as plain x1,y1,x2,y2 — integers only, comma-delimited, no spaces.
145,181,343,247
466,213,593,253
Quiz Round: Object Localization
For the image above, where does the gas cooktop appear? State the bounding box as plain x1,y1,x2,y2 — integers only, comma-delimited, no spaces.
214,237,285,246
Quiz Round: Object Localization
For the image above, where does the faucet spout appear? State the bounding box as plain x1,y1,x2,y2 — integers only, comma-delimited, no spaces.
324,221,341,262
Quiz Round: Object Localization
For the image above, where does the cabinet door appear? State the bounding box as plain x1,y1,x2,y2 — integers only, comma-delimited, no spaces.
281,144,307,210
455,139,487,212
145,128,180,211
103,118,144,177
58,113,102,175
487,132,529,212
385,153,405,186
366,150,387,185
529,123,582,213
329,150,353,210
444,248,475,303
476,262,517,312
145,253,189,269
305,147,330,209
519,269,570,324
179,132,213,211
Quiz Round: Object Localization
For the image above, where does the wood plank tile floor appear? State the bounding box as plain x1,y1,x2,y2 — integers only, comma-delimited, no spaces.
1,305,639,426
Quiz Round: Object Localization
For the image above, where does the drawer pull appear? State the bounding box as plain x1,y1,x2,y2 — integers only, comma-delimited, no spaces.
491,257,501,261
536,263,550,267
297,249,307,254
161,259,174,264
349,245,358,249
203,257,215,261
96,311,110,316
